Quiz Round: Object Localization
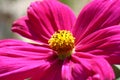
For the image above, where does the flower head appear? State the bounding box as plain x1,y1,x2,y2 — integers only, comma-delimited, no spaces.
1,0,120,80
48,30,75,59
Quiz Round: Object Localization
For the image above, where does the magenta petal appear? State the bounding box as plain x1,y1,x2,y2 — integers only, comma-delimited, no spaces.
27,0,76,31
12,0,76,44
33,59,62,80
0,39,57,80
62,55,115,80
0,39,30,47
72,0,120,43
76,26,120,64
62,59,88,80
12,16,49,43
28,0,75,31
12,17,33,40
0,58,50,80
0,39,53,59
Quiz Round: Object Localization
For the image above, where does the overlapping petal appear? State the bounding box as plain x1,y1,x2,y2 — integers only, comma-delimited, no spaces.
75,26,120,64
72,0,120,44
62,54,115,80
0,39,58,80
2,0,120,80
12,0,76,44
34,59,62,80
0,39,115,80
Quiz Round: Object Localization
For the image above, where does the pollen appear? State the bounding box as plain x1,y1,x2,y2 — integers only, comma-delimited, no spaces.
48,30,75,59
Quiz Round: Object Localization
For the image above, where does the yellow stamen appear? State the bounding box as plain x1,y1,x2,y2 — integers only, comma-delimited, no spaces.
48,30,75,60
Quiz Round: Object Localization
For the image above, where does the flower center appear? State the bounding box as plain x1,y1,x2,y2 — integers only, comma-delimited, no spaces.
48,30,75,60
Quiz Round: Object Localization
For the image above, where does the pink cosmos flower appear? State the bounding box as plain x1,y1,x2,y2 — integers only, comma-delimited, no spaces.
0,0,120,80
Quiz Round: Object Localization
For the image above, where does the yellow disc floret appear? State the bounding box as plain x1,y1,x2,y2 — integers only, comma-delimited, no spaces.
48,30,75,60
